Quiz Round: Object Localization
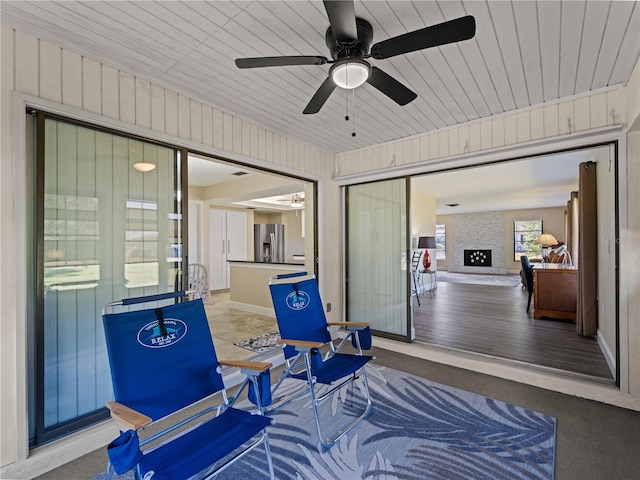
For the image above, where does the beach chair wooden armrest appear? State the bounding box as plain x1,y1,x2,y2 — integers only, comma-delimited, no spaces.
327,321,370,330
106,401,152,431
218,359,273,375
277,338,324,351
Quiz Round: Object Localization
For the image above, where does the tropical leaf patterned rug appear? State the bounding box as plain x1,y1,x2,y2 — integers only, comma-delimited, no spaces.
94,364,555,480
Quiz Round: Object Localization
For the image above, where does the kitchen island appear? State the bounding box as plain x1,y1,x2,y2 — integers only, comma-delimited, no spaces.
228,261,306,316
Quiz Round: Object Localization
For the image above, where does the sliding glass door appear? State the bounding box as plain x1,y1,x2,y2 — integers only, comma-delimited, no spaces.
33,113,183,444
346,178,411,341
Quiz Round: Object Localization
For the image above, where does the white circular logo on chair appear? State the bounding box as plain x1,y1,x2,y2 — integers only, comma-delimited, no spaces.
286,291,310,310
137,319,188,348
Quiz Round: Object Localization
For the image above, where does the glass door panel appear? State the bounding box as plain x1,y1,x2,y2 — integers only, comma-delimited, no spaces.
346,178,410,340
36,115,182,443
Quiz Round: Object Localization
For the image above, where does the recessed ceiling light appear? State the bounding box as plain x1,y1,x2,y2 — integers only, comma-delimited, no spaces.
231,171,248,176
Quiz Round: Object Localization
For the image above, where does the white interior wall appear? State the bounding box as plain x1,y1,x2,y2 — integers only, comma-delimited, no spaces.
282,209,305,261
410,189,436,242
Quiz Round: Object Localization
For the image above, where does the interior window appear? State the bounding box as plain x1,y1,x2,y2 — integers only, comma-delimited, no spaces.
514,219,543,261
435,224,446,260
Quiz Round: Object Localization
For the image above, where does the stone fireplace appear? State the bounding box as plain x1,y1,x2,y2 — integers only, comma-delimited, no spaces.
447,212,508,275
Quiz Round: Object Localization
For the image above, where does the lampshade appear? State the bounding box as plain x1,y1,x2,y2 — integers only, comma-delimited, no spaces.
330,60,371,89
133,162,156,172
417,236,436,249
535,233,558,247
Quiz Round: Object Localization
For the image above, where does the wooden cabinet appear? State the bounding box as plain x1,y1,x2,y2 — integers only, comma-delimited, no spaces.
533,266,578,322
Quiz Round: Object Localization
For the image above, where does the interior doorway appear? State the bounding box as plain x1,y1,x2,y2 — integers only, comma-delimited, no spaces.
185,153,317,361
408,144,617,382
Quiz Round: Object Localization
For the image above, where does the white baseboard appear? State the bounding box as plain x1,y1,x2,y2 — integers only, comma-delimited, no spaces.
228,301,275,318
597,330,617,377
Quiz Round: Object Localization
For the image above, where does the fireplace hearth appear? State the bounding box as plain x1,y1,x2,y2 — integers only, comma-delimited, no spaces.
464,249,492,267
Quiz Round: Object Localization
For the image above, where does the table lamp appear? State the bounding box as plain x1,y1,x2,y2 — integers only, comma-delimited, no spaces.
535,233,558,259
418,236,437,269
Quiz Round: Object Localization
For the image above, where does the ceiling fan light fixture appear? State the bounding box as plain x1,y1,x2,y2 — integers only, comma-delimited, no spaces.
330,59,371,89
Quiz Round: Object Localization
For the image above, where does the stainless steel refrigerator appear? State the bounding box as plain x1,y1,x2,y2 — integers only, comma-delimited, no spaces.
254,224,285,263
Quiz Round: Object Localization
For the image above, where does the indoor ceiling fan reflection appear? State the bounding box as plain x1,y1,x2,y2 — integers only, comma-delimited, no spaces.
276,193,305,208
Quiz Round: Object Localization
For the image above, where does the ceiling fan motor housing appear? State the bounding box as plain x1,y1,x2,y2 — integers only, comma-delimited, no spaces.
325,18,374,60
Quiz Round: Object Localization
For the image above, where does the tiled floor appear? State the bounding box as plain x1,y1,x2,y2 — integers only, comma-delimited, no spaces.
204,291,279,360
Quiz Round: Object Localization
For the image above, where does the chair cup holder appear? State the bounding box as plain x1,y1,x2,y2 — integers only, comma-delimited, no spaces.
107,430,142,475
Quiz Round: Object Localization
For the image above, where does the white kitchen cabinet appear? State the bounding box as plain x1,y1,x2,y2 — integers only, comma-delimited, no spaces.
209,209,247,290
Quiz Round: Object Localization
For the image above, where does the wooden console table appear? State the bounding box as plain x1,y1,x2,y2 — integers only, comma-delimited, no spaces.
533,264,578,322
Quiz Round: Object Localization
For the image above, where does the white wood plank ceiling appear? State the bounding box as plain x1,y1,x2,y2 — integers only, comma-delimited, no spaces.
2,1,639,153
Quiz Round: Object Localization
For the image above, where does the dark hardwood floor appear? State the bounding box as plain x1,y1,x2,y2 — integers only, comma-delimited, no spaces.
413,279,614,380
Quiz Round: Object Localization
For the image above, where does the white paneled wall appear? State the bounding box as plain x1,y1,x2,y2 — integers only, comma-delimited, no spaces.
7,28,332,179
627,60,640,129
336,89,626,177
624,56,640,400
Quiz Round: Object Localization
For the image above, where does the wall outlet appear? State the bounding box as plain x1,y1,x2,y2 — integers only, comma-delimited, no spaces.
326,302,332,312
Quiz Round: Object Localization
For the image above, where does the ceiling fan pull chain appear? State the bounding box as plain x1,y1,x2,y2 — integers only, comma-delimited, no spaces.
351,89,356,137
345,84,350,121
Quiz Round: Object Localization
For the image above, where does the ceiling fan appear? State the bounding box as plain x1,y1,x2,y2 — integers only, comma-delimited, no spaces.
235,1,475,114
276,193,305,208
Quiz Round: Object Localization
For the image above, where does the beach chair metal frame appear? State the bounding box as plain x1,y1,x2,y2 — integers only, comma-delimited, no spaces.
102,290,274,480
268,272,373,452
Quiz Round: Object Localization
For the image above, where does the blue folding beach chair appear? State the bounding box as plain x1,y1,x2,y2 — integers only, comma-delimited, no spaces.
268,272,373,452
102,291,275,480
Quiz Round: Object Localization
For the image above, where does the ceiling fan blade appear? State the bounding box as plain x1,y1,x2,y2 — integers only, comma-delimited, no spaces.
323,0,358,42
366,67,417,106
303,77,336,114
371,15,476,60
235,56,328,69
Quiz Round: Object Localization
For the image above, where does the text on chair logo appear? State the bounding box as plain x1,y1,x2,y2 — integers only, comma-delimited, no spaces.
286,290,310,310
137,319,188,348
